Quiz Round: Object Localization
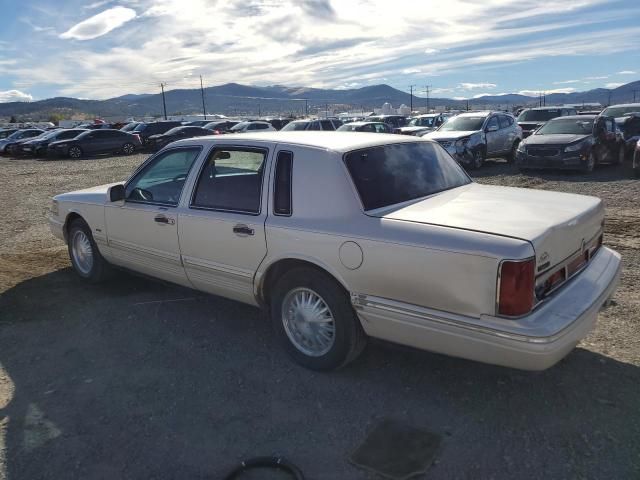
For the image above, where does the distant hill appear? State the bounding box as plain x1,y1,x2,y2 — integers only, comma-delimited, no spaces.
1,80,639,120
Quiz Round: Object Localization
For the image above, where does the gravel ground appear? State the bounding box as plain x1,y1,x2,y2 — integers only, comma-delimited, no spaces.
0,153,639,479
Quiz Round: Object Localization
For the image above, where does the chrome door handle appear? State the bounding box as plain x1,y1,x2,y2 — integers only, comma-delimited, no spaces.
233,224,254,236
154,215,175,225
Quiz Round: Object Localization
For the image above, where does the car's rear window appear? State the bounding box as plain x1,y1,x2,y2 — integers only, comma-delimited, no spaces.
344,142,471,211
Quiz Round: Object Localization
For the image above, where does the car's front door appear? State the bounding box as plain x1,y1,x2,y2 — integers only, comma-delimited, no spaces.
104,146,202,286
484,116,501,155
178,145,270,305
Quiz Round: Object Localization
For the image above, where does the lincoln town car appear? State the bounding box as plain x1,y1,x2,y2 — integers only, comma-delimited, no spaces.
48,132,621,371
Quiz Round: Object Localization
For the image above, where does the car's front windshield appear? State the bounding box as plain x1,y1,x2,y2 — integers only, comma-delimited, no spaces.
439,116,485,132
517,109,562,122
164,127,185,135
344,142,471,210
536,118,594,135
409,117,435,127
602,106,640,117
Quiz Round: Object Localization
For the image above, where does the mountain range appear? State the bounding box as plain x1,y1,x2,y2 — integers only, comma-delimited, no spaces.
1,80,639,120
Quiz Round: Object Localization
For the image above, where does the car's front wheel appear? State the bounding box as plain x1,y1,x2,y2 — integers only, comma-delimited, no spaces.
68,219,112,283
616,144,625,165
122,142,135,155
583,151,596,173
270,267,367,370
506,140,519,164
469,147,485,169
68,145,83,159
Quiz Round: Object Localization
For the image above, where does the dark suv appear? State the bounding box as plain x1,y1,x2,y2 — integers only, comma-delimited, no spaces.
133,121,183,147
517,107,577,138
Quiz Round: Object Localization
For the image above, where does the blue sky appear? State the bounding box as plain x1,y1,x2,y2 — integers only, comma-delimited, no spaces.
0,0,639,102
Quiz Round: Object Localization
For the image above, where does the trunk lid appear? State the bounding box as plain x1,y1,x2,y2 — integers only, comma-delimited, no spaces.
370,183,604,272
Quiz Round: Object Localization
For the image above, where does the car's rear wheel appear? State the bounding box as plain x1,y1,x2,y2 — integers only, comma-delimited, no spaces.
68,219,112,283
270,267,367,370
122,142,135,155
68,146,83,159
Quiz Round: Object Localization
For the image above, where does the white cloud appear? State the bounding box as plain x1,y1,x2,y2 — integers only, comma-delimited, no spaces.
518,88,576,96
606,82,624,88
459,82,497,90
553,79,580,84
8,0,638,99
59,6,136,40
0,90,33,103
618,70,636,75
585,75,609,80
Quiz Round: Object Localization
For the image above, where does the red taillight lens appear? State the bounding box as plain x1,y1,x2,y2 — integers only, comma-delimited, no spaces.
498,259,535,316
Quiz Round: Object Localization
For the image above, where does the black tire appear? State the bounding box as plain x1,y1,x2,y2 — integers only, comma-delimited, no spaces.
68,145,83,159
122,142,135,155
583,151,595,173
634,152,640,178
67,218,112,283
270,267,367,370
616,144,625,165
469,147,485,169
506,140,519,164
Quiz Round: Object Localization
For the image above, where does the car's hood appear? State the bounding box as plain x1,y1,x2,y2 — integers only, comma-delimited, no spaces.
54,182,120,204
524,133,590,145
398,126,434,133
370,182,603,271
423,130,480,140
49,139,74,147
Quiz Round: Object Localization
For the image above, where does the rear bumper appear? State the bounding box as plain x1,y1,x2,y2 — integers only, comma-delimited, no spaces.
353,247,621,370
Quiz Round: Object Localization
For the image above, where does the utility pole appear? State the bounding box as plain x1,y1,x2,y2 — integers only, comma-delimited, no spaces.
160,82,167,120
258,104,261,117
409,85,415,112
200,75,207,120
543,92,546,106
424,85,432,113
632,89,639,102
305,99,308,116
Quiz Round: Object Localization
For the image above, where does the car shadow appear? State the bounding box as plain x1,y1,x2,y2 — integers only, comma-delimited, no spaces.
1,269,639,479
473,158,635,183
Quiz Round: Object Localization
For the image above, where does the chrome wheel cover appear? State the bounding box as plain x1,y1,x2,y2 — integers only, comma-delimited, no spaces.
69,147,81,158
123,143,134,154
71,230,94,275
282,287,335,357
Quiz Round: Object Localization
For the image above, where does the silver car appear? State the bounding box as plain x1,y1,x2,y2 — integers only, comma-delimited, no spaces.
423,111,522,168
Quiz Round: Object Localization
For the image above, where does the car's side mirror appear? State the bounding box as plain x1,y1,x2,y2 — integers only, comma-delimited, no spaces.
109,184,125,202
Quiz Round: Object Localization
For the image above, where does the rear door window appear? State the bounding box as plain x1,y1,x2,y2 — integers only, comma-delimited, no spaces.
320,120,334,130
191,148,267,214
498,116,510,129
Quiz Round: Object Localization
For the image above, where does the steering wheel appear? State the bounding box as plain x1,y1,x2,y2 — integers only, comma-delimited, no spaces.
131,187,153,201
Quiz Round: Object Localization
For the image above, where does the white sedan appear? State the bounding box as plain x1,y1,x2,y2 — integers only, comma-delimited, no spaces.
49,132,621,371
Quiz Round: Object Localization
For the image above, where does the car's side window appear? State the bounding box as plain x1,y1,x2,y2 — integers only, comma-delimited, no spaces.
320,120,333,130
374,124,387,133
486,116,499,130
498,115,510,129
125,147,201,206
191,147,267,214
273,151,293,216
308,121,322,131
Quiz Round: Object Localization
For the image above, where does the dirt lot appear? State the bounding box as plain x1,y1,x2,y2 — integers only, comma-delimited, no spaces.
0,153,639,479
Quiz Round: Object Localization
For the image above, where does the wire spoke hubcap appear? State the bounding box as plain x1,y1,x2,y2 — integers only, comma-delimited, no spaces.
71,230,94,275
282,288,335,357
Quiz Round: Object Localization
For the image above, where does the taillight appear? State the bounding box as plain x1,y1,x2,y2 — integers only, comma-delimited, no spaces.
498,259,535,316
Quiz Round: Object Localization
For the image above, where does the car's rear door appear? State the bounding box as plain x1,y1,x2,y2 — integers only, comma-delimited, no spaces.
178,143,271,305
104,146,202,286
484,116,501,155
